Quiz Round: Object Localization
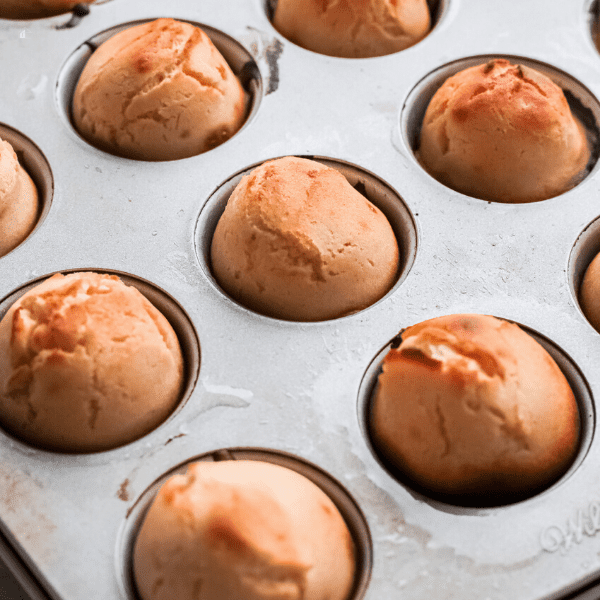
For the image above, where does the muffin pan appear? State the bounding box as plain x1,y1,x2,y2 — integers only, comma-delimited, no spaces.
3,0,600,598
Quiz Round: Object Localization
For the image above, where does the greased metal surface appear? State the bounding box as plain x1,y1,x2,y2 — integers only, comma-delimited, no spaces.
1,1,600,599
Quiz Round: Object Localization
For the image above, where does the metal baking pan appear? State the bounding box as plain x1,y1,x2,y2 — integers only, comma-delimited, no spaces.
2,0,600,598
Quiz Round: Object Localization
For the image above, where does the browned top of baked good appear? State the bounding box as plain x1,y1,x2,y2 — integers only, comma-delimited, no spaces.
0,272,183,451
418,59,591,203
72,18,247,161
273,0,430,58
371,314,580,498
211,156,399,321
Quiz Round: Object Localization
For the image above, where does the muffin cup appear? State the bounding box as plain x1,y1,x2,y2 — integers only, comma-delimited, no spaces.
116,447,372,600
359,318,594,508
0,269,200,453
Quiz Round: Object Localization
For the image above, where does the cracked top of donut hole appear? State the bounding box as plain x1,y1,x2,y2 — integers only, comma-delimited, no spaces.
71,18,248,161
0,271,184,452
417,58,591,203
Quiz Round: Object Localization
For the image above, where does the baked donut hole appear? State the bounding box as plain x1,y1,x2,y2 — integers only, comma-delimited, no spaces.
116,448,372,600
359,315,594,508
56,19,262,161
0,269,200,453
0,0,103,21
401,55,600,203
569,215,600,334
265,0,447,58
195,156,417,322
0,123,52,257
